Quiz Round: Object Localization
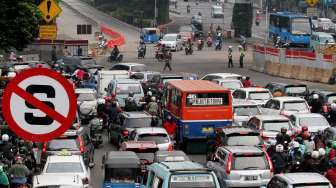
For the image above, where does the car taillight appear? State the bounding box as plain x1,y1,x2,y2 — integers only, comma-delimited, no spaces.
78,137,84,153
42,143,47,153
226,153,233,174
265,152,273,172
168,143,174,151
122,130,129,137
323,104,329,113
82,177,89,184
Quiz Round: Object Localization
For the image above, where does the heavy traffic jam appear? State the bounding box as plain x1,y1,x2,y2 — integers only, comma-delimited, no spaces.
0,59,334,188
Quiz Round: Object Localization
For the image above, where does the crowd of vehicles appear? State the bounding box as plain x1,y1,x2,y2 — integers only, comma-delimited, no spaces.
0,56,336,188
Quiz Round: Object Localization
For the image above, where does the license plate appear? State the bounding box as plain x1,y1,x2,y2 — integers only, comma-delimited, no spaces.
245,176,258,181
202,127,214,133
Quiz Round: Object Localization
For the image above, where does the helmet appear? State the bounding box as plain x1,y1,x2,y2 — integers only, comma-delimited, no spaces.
151,96,156,102
332,141,336,149
311,151,319,159
242,76,246,80
1,134,9,142
8,67,14,72
147,91,152,96
331,103,336,111
296,136,303,144
318,148,326,157
97,98,105,105
292,141,300,149
301,126,308,132
313,94,319,99
281,127,287,134
275,144,284,152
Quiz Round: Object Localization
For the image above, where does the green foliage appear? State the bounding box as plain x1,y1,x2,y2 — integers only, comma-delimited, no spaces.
0,0,42,51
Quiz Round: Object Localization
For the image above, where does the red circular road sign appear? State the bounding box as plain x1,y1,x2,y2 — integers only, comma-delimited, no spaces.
2,68,77,142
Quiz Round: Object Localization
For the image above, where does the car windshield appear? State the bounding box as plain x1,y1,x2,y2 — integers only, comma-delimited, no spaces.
116,83,142,94
162,78,183,85
283,101,308,111
263,121,290,132
232,155,267,170
221,81,242,90
124,117,152,128
46,162,83,173
105,168,136,182
214,7,222,12
47,139,79,151
170,174,216,188
327,95,336,103
291,18,311,35
234,106,261,116
76,93,96,101
294,184,330,188
227,135,261,146
284,86,307,94
131,65,146,72
249,92,272,100
163,35,176,41
138,133,169,144
299,116,329,127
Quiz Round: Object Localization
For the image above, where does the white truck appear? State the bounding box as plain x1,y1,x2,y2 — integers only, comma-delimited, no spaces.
97,70,129,97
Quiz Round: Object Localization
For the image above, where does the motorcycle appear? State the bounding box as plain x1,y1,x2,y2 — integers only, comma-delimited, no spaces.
89,117,104,148
197,39,204,51
215,39,222,50
138,47,145,59
206,37,212,47
240,35,247,51
185,46,193,55
155,50,172,61
109,53,123,63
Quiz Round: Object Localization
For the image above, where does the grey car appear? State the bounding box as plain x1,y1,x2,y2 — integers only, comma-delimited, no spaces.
207,146,272,187
267,173,332,188
233,100,263,126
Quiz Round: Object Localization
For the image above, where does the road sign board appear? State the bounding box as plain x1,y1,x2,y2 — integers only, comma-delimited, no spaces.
306,0,319,7
39,25,57,39
38,0,62,23
2,68,77,142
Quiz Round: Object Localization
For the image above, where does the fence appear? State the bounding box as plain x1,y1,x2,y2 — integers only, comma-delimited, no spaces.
251,44,336,83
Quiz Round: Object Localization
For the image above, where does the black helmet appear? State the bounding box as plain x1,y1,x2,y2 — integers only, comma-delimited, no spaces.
281,127,287,134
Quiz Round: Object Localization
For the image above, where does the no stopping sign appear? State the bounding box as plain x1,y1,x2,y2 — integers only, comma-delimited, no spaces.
2,68,77,142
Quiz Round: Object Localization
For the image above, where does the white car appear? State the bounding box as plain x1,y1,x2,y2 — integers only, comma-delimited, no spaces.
160,34,183,51
262,97,310,116
75,88,97,120
233,100,263,126
33,174,89,188
110,62,147,75
130,127,173,151
232,87,273,105
42,155,90,185
212,79,243,91
201,73,242,81
289,113,330,134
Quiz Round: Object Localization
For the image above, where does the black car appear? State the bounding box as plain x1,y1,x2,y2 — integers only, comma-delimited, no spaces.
143,74,183,97
56,56,97,73
265,82,309,98
42,127,95,167
108,111,153,147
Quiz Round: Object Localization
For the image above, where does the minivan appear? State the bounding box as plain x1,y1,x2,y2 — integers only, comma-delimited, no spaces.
211,5,224,18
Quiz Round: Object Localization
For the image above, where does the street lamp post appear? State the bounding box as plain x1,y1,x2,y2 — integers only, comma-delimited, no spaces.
265,0,268,44
154,0,158,27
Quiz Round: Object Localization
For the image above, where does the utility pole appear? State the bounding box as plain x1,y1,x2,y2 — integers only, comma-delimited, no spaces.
265,0,268,43
154,0,158,27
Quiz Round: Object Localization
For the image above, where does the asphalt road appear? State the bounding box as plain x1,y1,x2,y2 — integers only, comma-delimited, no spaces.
59,1,336,187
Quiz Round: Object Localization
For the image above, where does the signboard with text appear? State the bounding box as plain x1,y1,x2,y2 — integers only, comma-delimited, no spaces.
39,25,57,39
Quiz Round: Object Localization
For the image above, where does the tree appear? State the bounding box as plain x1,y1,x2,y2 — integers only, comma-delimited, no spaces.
0,0,42,51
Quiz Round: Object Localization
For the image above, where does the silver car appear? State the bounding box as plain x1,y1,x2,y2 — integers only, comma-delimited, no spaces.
261,97,310,116
130,127,173,151
267,173,332,188
233,100,263,126
207,146,272,187
289,113,330,134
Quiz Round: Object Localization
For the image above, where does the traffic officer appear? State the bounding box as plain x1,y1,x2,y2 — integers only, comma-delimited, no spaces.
239,45,245,68
228,46,233,68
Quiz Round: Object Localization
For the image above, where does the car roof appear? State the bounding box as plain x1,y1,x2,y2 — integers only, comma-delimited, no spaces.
273,96,306,102
121,111,152,118
205,73,242,78
47,155,82,163
290,113,325,118
253,115,289,121
98,70,129,74
33,174,83,187
114,62,145,66
75,88,96,94
122,141,157,149
276,173,330,184
237,87,270,92
313,32,334,37
136,127,168,134
214,79,242,83
223,146,263,154
221,126,257,135
233,99,258,106
113,79,142,84
169,80,228,92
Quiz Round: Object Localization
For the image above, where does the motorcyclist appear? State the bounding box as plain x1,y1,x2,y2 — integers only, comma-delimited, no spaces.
271,144,288,174
328,103,336,126
138,41,146,57
242,77,252,88
302,151,320,173
266,139,277,158
124,93,137,112
325,161,336,187
110,45,120,62
8,157,30,187
317,148,329,174
163,115,177,140
329,141,336,162
0,134,13,161
309,94,323,113
289,141,304,166
275,127,291,150
108,101,121,124
147,97,159,116
186,38,193,54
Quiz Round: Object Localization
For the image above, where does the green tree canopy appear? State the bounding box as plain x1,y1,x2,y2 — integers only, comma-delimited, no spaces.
0,0,42,51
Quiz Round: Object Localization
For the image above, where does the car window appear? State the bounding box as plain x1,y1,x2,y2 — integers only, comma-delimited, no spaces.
47,139,79,151
116,83,142,94
131,73,144,80
227,135,262,146
267,177,288,188
327,95,336,103
233,106,261,116
138,133,169,144
232,90,246,99
294,184,330,188
124,117,152,128
151,176,163,188
221,81,243,90
76,93,96,101
283,101,308,111
202,75,212,81
131,65,146,72
105,168,136,182
46,162,83,173
232,155,267,170
111,65,128,71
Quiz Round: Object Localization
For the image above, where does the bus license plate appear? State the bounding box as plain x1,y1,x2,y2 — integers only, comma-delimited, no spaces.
202,127,214,133
245,176,258,181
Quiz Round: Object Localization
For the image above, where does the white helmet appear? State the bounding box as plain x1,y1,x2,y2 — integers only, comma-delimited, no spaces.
151,96,156,102
275,144,284,152
1,134,9,142
313,94,319,99
318,148,326,157
311,150,319,159
331,103,336,111
97,98,105,105
147,91,152,96
292,141,300,149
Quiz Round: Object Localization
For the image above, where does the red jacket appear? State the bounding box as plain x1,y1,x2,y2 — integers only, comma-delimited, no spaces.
243,80,252,88
329,149,336,160
163,121,176,136
326,168,336,186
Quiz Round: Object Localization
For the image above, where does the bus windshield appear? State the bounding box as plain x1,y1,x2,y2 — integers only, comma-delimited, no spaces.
186,93,230,106
291,18,311,35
